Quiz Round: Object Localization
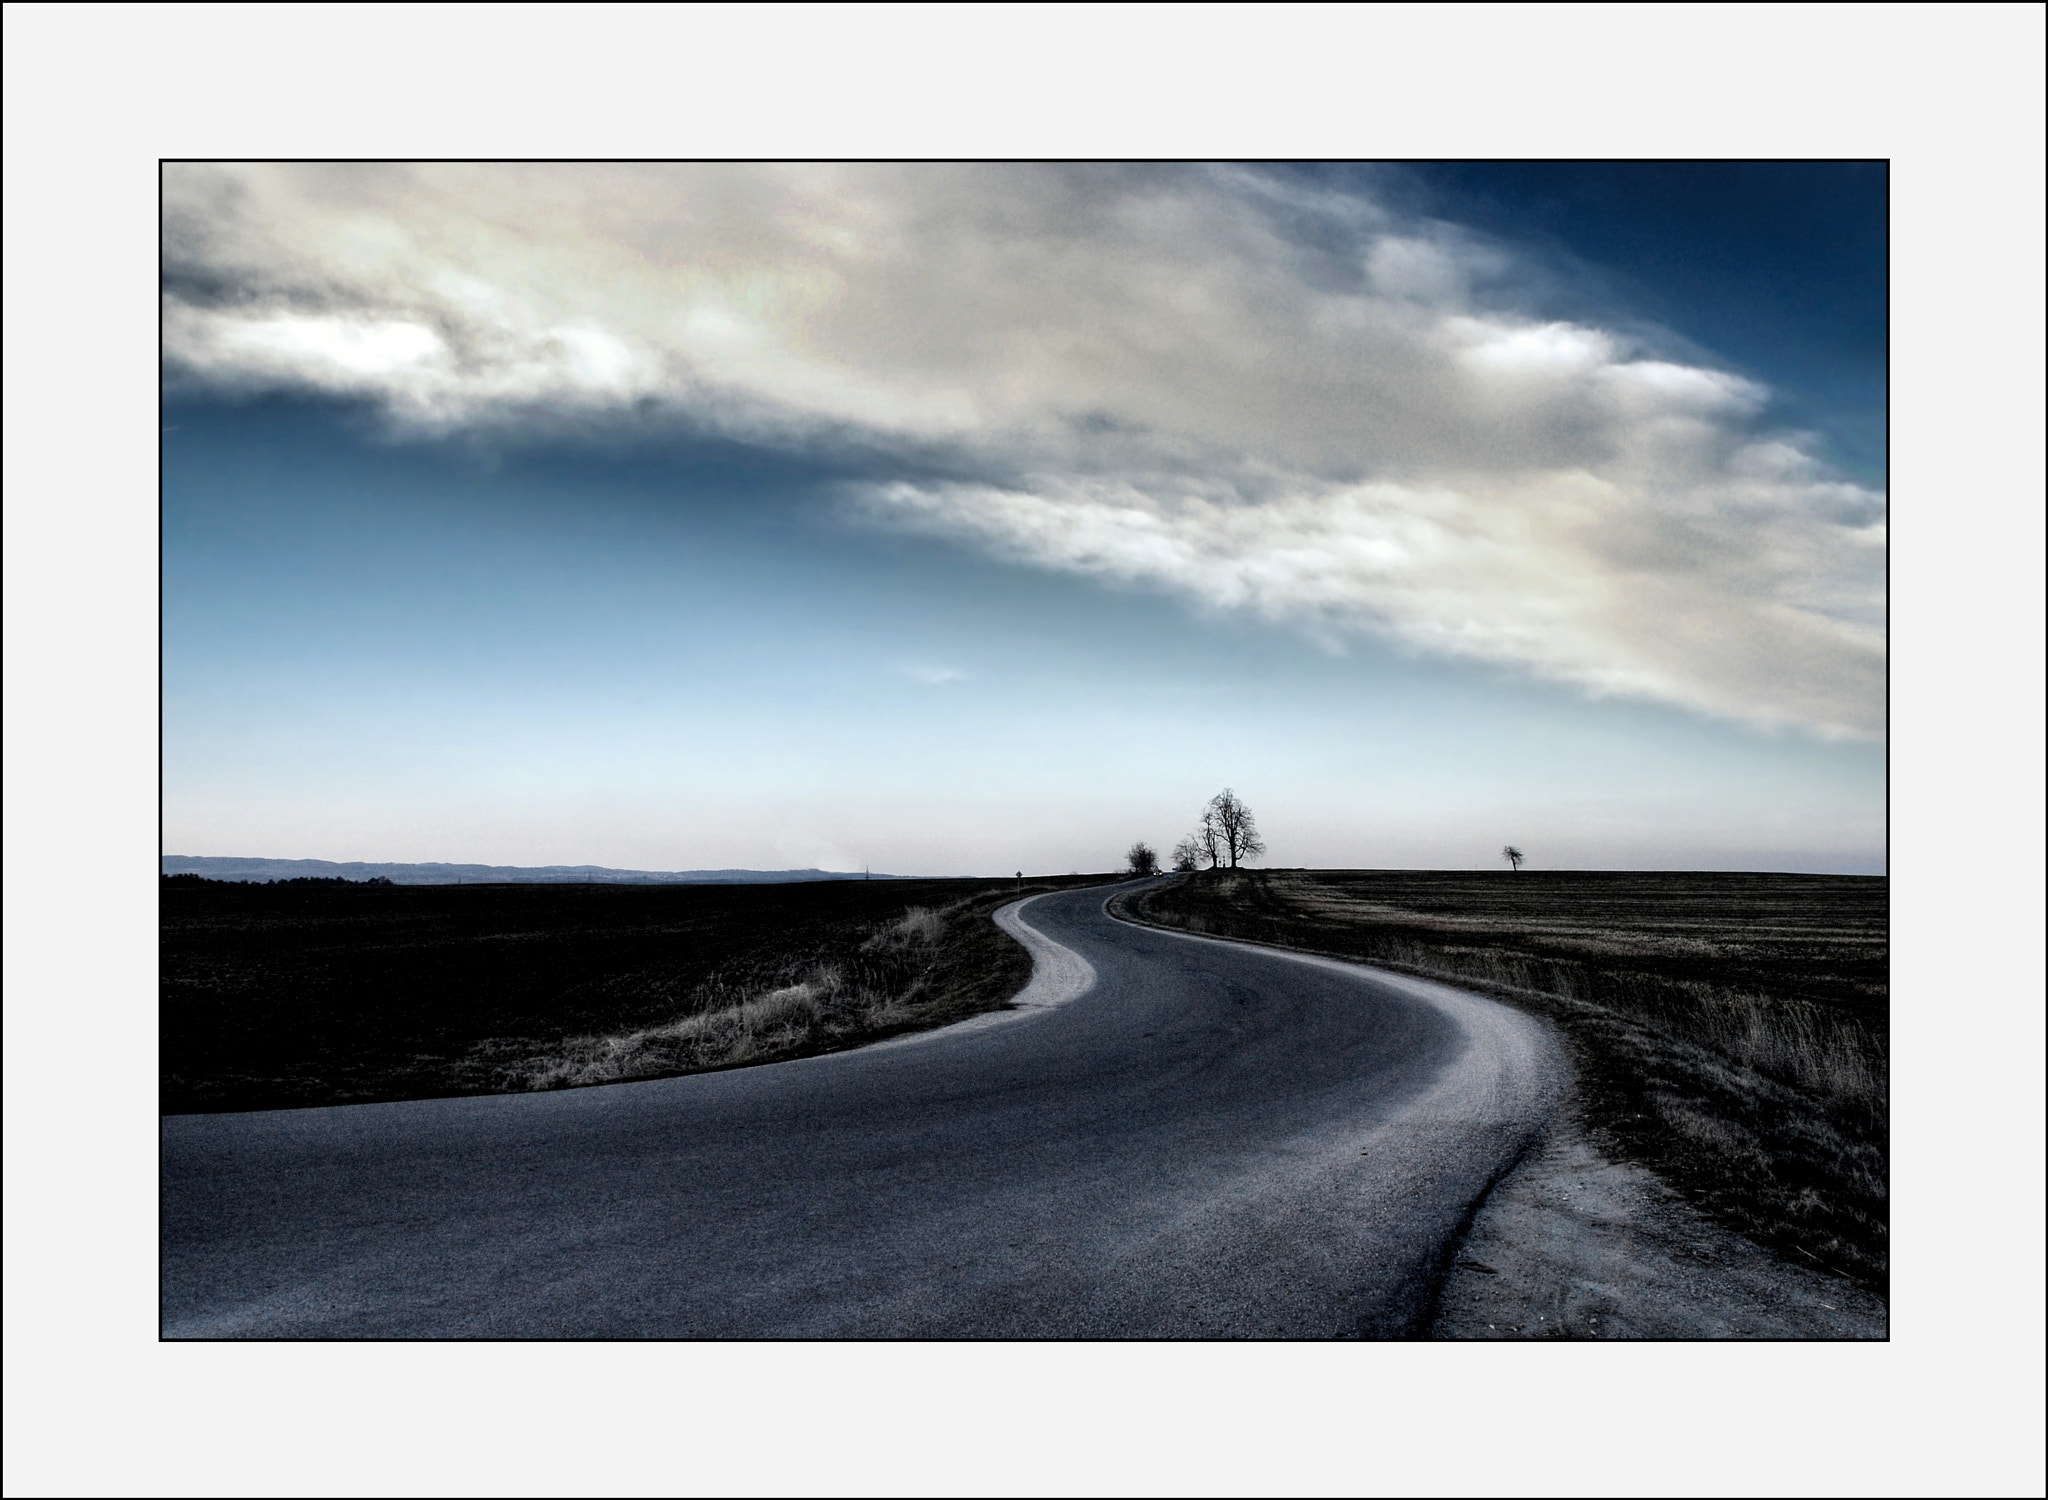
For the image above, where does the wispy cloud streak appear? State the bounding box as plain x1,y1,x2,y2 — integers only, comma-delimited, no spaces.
162,163,1885,736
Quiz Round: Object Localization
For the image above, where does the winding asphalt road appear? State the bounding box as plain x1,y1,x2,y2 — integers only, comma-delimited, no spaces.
161,881,1564,1338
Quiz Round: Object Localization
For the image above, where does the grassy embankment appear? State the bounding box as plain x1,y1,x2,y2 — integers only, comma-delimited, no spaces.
1116,869,1888,1292
161,874,1107,1113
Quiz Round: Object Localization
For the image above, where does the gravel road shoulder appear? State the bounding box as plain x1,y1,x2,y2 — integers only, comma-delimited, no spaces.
1431,1109,1888,1339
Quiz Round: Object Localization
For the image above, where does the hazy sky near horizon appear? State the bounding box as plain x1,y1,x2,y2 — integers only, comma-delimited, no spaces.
162,162,1887,875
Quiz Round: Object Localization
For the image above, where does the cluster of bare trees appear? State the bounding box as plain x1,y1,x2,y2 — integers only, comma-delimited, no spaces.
1168,788,1264,872
1125,811,1518,878
1126,822,1517,877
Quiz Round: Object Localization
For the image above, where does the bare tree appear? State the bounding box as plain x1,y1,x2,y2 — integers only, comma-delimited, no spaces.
1208,789,1266,869
1170,835,1202,873
1502,845,1525,872
1197,805,1223,869
1125,840,1159,877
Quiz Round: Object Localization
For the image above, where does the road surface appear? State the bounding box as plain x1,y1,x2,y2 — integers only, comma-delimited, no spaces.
162,881,1563,1337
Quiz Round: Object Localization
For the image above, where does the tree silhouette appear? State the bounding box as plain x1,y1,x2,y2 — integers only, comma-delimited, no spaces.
1502,845,1525,872
1208,789,1265,869
1126,840,1160,877
1170,835,1202,873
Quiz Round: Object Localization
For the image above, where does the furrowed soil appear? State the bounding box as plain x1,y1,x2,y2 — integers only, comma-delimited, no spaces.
1120,870,1888,1295
161,875,1107,1113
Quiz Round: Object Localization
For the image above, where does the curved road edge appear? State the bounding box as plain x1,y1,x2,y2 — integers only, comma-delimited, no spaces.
1099,883,1877,1338
1102,880,1563,1142
1101,878,1568,1283
993,893,1100,1009
855,891,1102,1056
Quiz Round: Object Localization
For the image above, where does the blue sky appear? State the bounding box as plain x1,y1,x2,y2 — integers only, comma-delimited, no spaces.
162,163,1886,875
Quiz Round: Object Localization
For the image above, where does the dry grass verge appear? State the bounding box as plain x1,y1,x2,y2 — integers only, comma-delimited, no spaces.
465,895,1043,1089
1118,869,1887,1293
162,875,1104,1111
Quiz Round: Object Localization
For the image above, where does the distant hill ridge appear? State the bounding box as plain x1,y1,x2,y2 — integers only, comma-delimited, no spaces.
161,856,903,886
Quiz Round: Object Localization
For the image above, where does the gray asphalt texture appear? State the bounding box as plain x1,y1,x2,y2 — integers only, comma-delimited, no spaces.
161,882,1564,1338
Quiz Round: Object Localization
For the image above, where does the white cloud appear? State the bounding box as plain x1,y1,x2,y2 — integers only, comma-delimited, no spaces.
861,465,1883,736
161,163,1885,737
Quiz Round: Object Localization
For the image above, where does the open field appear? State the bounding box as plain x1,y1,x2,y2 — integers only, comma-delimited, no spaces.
161,874,1107,1113
1118,870,1888,1292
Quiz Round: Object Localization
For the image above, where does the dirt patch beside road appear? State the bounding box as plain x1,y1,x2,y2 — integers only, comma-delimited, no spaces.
1432,1111,1887,1339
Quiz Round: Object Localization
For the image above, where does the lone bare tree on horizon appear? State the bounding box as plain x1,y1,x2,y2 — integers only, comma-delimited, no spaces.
1126,840,1159,877
1208,789,1265,869
1502,845,1525,872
